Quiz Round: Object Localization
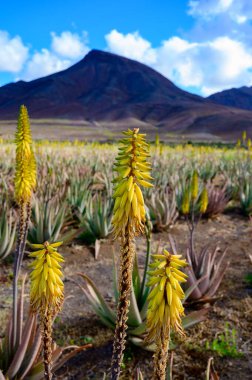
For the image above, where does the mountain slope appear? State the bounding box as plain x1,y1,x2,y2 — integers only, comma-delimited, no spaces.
0,49,252,139
0,49,205,120
208,86,252,111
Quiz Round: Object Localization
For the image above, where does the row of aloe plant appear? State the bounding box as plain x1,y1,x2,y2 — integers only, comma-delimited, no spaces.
0,139,251,261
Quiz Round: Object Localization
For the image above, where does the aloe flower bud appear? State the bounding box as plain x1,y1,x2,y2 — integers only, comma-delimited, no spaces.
29,241,64,380
146,249,187,341
146,249,188,380
181,188,190,215
29,241,64,313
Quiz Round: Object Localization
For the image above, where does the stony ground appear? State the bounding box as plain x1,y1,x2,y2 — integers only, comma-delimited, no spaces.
0,212,252,379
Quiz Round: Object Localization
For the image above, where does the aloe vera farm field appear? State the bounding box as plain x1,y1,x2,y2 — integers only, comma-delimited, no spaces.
0,133,252,379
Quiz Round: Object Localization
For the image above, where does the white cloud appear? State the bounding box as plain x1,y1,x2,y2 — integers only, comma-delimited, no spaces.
188,0,234,17
105,30,252,96
105,29,156,64
188,0,252,24
21,49,71,81
0,31,28,72
51,31,89,59
154,37,203,87
19,31,90,81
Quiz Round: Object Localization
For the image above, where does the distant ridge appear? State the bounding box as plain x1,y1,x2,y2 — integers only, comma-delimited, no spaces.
0,49,252,139
208,86,252,111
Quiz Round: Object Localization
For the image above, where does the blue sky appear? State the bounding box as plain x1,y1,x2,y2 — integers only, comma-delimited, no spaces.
1,0,252,96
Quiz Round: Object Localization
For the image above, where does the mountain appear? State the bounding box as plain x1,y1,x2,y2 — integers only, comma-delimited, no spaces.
208,86,252,111
0,49,252,139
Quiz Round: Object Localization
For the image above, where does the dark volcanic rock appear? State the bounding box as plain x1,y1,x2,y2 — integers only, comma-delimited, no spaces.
0,50,204,120
0,49,252,138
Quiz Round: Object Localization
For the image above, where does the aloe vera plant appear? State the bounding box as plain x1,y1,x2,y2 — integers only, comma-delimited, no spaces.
92,168,114,196
0,276,89,380
28,199,68,244
204,183,231,218
146,189,178,231
79,194,113,245
67,181,92,223
167,235,229,302
0,207,17,259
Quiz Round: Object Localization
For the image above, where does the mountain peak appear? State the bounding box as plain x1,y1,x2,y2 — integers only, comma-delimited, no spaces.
85,49,115,59
0,49,252,139
82,49,152,67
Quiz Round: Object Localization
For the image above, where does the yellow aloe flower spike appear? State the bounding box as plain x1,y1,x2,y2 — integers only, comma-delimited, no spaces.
247,138,251,150
146,249,188,380
112,128,153,239
191,170,199,202
14,105,36,205
181,188,190,215
15,105,32,157
111,128,153,378
29,241,64,380
200,187,208,214
29,241,64,313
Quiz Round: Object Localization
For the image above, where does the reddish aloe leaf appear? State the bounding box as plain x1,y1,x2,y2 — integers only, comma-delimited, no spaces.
209,246,219,269
19,329,42,380
211,248,228,277
6,313,36,378
52,344,92,373
184,275,207,301
17,275,27,347
185,248,194,269
197,245,210,272
198,251,211,295
207,261,229,298
185,269,202,299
